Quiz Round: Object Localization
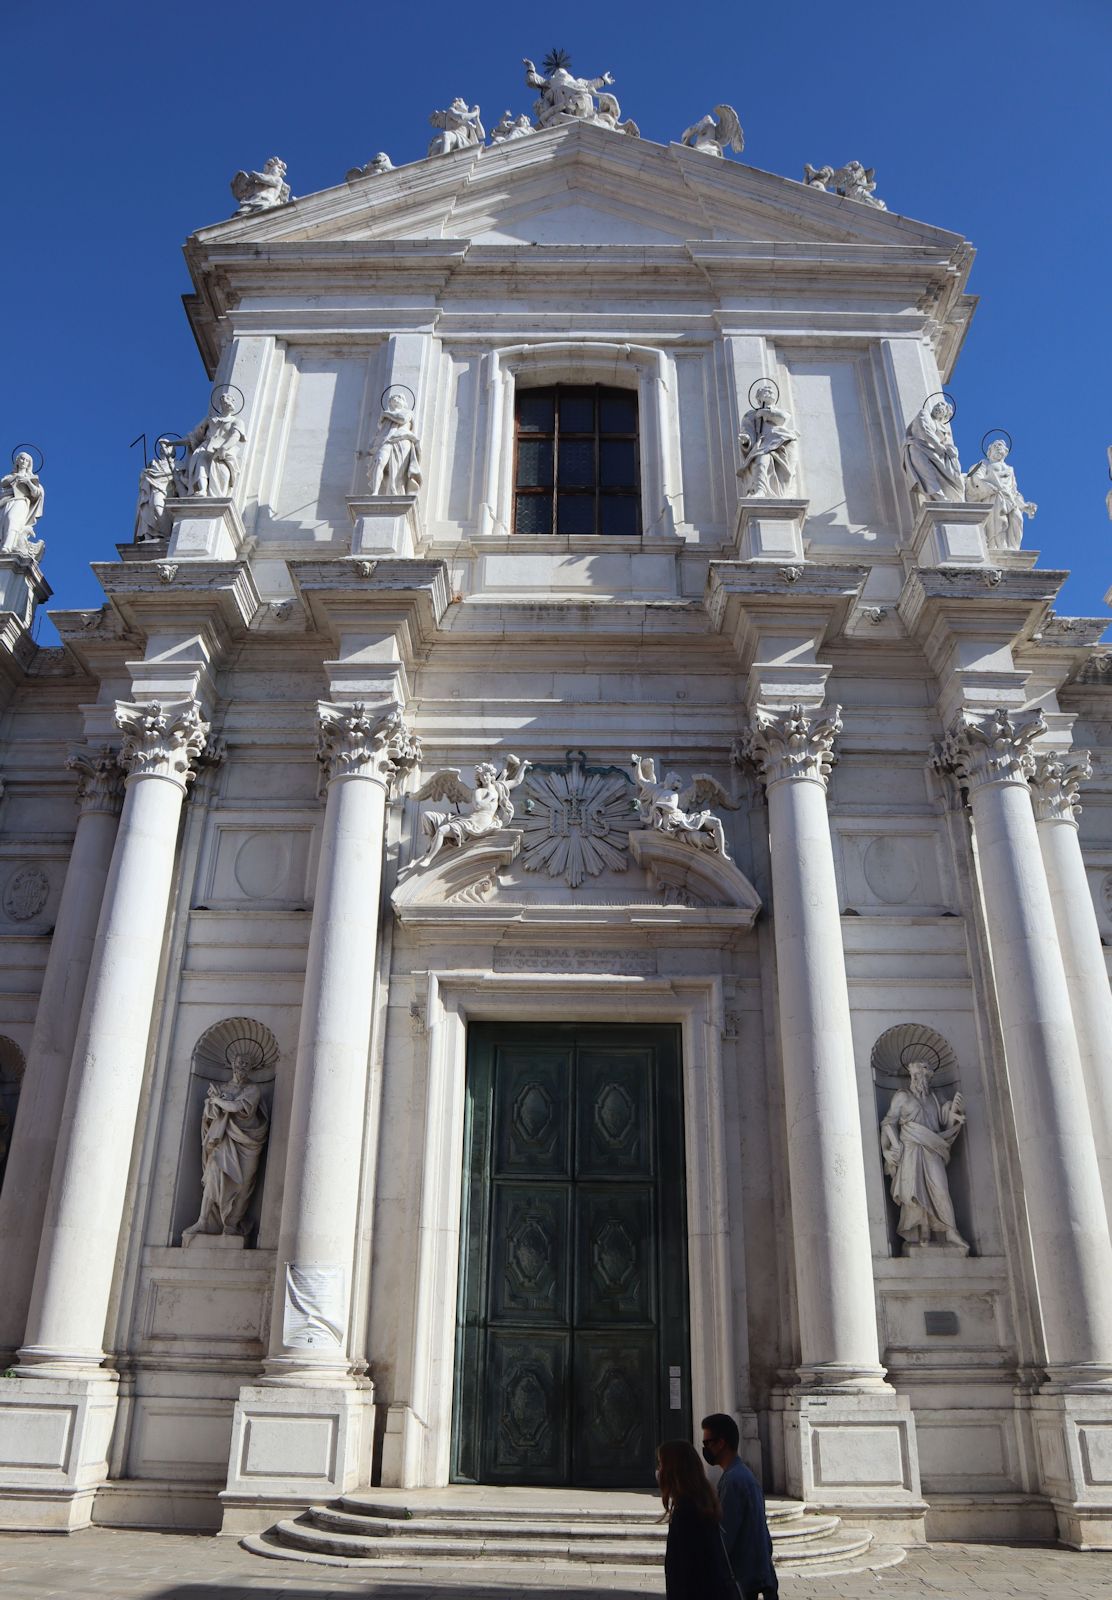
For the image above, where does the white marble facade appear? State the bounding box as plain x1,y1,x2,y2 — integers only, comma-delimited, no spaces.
0,109,1111,1557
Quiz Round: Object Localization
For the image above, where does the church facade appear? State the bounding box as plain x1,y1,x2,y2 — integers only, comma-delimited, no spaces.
1,73,1112,1553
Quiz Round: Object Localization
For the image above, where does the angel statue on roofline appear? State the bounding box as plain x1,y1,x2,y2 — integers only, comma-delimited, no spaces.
411,754,531,866
230,157,291,216
680,105,743,158
630,755,737,857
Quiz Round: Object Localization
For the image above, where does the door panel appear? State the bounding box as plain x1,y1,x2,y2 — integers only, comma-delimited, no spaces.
453,1024,689,1487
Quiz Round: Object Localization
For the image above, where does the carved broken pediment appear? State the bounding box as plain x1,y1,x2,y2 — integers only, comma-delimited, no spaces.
391,828,522,920
628,829,761,925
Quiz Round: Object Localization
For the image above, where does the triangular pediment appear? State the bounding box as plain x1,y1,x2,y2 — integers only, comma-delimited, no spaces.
193,123,966,254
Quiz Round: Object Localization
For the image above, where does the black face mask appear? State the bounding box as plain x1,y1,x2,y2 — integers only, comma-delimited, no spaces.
701,1445,718,1464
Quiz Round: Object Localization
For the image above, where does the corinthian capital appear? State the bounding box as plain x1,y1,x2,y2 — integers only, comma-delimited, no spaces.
932,707,1047,795
317,702,422,791
733,702,842,790
1028,749,1092,824
66,743,126,816
115,699,210,789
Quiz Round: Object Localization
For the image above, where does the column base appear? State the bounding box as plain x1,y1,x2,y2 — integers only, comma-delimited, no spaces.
1032,1389,1112,1548
0,1372,119,1531
779,1388,925,1540
220,1382,374,1535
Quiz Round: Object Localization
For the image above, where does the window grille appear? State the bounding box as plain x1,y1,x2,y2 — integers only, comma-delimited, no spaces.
513,385,641,536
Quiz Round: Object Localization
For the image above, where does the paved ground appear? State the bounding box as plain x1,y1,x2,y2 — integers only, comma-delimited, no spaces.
2,1529,1112,1600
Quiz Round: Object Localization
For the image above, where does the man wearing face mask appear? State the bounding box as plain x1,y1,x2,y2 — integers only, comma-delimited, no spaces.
700,1414,778,1600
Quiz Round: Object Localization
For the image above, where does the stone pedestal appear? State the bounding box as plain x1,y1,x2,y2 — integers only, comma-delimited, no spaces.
733,498,807,563
180,1232,246,1251
166,498,247,562
782,1390,926,1537
0,1373,118,1531
907,502,992,568
220,1383,373,1534
348,496,420,559
0,553,51,630
1032,1390,1112,1549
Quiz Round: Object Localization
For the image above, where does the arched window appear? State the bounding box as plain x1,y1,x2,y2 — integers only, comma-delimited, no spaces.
514,385,640,536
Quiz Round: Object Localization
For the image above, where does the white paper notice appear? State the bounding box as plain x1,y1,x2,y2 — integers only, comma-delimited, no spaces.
668,1366,682,1410
282,1263,346,1350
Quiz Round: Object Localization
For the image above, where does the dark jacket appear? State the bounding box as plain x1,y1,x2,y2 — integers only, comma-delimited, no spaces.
717,1458,777,1593
664,1497,741,1600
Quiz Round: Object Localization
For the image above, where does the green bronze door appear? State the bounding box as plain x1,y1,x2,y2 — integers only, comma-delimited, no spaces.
452,1023,689,1487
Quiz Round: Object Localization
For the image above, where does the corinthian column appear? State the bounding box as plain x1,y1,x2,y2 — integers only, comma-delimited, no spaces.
739,704,888,1390
16,700,209,1376
937,710,1112,1380
1027,750,1112,1232
264,703,420,1384
0,747,125,1359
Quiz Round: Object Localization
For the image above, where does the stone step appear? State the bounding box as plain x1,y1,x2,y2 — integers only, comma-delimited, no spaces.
336,1490,806,1526
310,1504,843,1547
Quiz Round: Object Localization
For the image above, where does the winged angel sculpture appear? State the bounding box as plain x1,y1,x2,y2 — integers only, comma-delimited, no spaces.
680,105,743,158
631,755,737,857
412,754,530,866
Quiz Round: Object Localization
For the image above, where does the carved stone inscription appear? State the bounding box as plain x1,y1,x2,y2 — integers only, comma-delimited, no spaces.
494,946,656,975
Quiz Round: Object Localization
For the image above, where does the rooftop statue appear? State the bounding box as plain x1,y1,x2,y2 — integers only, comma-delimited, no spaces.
346,153,394,181
680,105,744,158
411,754,530,866
178,389,246,499
965,435,1037,553
367,388,422,497
631,754,733,857
523,55,633,133
230,156,291,216
428,98,484,157
0,452,45,562
491,111,534,143
737,380,800,499
902,395,964,504
803,160,887,209
134,438,177,543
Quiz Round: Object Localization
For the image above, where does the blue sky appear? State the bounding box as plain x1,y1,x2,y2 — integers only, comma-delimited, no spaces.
3,0,1110,642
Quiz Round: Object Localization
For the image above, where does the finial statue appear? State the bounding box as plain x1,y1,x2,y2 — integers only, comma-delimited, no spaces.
0,451,45,561
965,434,1036,552
230,157,291,216
367,387,422,497
134,438,177,543
736,380,800,499
804,161,886,209
901,394,964,504
182,1047,270,1243
491,111,534,143
880,1048,968,1253
410,754,531,866
178,388,246,499
346,153,394,181
680,105,744,158
428,98,484,156
630,755,734,857
524,55,631,132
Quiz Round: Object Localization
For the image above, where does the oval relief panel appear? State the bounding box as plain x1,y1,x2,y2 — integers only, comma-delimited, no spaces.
862,837,920,906
233,834,292,901
3,866,50,922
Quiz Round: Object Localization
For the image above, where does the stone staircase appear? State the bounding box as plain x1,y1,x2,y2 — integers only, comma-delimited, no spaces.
244,1485,907,1581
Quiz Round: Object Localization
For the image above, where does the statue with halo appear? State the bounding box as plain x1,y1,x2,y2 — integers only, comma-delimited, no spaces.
901,393,964,503
0,449,45,560
736,380,800,498
631,754,735,857
965,431,1037,552
177,387,246,499
134,438,177,543
880,1044,967,1253
367,387,422,496
411,754,530,865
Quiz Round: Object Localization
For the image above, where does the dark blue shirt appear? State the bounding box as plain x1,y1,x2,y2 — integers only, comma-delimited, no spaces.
716,1458,776,1592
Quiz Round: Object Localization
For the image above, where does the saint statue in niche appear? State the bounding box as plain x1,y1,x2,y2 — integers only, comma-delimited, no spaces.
880,1048,968,1252
736,380,799,499
367,388,422,496
182,1048,269,1243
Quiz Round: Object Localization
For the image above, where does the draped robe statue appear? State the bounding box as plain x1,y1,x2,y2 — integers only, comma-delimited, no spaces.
367,391,422,496
965,440,1037,552
736,382,799,498
178,393,246,498
0,453,45,560
901,399,964,503
880,1059,967,1250
182,1053,269,1241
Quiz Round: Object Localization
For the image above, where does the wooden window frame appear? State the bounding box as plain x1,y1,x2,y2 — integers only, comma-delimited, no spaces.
512,384,641,537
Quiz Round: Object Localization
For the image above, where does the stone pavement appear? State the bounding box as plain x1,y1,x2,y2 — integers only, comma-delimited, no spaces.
2,1530,1112,1600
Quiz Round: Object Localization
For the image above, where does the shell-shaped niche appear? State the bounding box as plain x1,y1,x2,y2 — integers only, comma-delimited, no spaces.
192,1016,279,1083
870,1022,959,1091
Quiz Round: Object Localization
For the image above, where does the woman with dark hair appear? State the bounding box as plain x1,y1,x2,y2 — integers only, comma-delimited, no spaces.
657,1439,742,1600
